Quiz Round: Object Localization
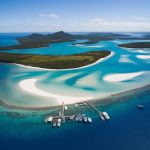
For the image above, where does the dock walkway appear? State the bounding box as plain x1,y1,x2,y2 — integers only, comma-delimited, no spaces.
85,101,102,115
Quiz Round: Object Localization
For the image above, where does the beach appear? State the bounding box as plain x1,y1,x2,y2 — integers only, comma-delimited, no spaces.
13,51,114,71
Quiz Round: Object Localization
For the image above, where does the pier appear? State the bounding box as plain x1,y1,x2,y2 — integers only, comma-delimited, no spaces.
45,101,110,128
45,102,93,127
85,101,102,115
85,101,110,121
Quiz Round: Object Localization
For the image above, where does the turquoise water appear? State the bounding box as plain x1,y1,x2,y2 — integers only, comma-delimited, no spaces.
0,33,150,150
0,38,149,107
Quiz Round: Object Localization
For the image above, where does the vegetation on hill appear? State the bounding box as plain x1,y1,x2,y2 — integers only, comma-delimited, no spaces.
0,50,111,69
119,42,150,48
0,31,150,50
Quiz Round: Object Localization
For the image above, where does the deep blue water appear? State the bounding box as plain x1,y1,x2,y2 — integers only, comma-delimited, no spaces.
0,33,150,150
0,87,150,150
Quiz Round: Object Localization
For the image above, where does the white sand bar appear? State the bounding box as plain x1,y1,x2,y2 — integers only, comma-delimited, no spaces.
19,78,92,105
119,55,135,64
136,55,150,60
103,72,144,82
76,72,100,88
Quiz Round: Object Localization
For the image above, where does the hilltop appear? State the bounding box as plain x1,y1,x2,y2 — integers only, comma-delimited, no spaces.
0,31,150,50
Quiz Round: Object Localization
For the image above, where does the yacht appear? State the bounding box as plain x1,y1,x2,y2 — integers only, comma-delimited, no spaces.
102,112,110,120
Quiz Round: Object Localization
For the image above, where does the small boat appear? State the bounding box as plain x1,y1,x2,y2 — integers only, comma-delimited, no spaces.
137,105,144,109
83,116,88,123
78,116,83,122
102,112,110,120
87,117,92,123
45,117,48,123
61,116,65,123
57,118,61,127
74,104,78,108
47,116,53,122
52,119,57,127
99,114,105,121
74,116,79,121
70,115,75,121
64,106,68,110
45,116,53,123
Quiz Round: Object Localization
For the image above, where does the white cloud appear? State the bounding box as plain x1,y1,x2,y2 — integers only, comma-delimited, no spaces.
91,18,105,22
87,18,150,28
1,17,150,32
69,18,150,31
40,13,60,19
134,17,147,21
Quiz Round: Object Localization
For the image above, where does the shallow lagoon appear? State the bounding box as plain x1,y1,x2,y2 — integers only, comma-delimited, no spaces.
0,33,150,150
0,37,150,107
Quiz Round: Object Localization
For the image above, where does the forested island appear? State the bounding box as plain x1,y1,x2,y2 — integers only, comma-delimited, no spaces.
0,31,150,50
119,42,150,48
0,50,111,69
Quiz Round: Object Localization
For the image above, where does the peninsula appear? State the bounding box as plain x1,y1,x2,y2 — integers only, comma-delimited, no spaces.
0,50,111,69
119,42,150,48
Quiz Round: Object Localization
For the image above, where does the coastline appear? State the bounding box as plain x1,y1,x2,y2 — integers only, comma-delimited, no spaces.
0,84,149,111
13,51,114,71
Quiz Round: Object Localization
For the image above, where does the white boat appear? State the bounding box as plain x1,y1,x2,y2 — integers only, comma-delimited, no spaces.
57,119,61,127
137,105,144,109
57,122,61,127
58,118,61,123
99,114,105,121
64,106,68,110
52,119,57,127
45,118,48,123
87,117,92,123
83,116,88,123
47,116,53,122
102,112,110,120
61,116,65,123
74,104,78,108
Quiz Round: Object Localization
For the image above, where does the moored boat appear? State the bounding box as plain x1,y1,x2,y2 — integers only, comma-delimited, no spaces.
137,105,144,109
83,116,88,123
99,114,105,121
87,117,92,123
57,118,61,127
102,112,110,120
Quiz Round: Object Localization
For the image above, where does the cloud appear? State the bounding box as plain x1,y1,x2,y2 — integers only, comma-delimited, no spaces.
134,17,147,21
69,18,150,31
40,13,60,19
86,18,150,28
90,18,105,22
1,17,150,32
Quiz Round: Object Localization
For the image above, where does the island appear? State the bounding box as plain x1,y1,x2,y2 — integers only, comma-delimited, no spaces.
119,42,150,48
0,50,111,69
0,31,150,51
0,31,79,50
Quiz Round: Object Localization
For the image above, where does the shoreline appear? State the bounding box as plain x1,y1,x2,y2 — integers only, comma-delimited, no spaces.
13,51,114,71
0,84,150,111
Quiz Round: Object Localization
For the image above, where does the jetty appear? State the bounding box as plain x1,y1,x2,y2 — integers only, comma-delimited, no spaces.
45,102,93,128
85,101,110,121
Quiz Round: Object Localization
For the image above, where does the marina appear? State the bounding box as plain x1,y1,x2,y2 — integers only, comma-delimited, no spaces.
45,101,110,127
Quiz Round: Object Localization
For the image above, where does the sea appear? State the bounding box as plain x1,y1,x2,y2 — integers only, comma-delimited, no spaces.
0,33,150,150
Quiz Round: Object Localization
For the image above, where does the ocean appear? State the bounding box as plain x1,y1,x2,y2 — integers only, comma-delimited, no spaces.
0,33,150,150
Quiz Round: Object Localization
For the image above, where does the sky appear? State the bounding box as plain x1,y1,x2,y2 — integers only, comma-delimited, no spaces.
0,0,150,32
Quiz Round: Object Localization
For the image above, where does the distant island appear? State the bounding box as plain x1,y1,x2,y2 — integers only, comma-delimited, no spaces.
0,50,111,69
0,31,150,50
119,42,150,48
